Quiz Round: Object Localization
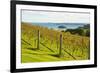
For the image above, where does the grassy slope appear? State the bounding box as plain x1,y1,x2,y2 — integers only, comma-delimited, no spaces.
21,22,90,63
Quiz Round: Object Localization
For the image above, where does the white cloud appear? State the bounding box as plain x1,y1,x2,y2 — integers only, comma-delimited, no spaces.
22,10,90,23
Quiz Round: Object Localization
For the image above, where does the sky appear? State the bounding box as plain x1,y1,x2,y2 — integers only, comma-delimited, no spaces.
21,10,90,23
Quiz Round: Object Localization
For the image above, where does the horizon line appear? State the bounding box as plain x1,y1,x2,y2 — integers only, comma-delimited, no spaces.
21,21,90,24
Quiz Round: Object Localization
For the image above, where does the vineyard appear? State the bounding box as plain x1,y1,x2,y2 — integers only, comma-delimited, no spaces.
21,22,90,63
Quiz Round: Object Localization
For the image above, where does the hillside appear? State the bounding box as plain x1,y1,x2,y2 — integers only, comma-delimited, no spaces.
21,22,90,63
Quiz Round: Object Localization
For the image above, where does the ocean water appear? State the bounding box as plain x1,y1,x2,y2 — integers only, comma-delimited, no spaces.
31,23,88,30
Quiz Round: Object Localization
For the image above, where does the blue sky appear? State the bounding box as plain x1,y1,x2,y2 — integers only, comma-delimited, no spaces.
21,10,90,23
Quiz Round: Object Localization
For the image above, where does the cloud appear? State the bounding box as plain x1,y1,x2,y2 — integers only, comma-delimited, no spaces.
22,10,90,23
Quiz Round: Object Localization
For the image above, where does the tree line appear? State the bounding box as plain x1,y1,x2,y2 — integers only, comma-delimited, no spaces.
61,24,90,37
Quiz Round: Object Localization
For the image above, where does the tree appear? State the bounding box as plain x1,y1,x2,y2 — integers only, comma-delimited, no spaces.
58,25,66,29
86,29,90,36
